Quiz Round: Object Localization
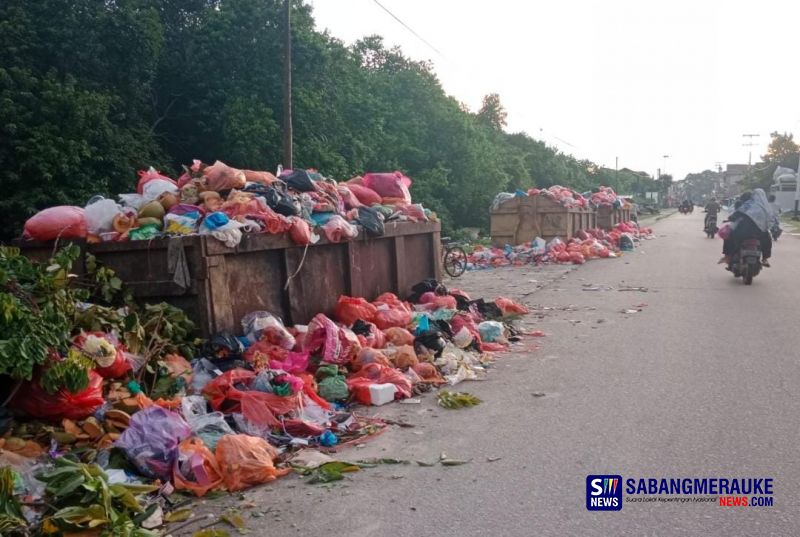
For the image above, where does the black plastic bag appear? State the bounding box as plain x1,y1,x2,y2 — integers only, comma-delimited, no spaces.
409,278,447,303
469,299,503,321
356,207,385,237
351,319,373,337
283,169,316,193
203,332,245,360
265,188,301,217
414,330,446,358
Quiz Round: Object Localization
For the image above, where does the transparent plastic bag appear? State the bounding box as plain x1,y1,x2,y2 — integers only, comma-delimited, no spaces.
85,198,121,234
241,311,295,350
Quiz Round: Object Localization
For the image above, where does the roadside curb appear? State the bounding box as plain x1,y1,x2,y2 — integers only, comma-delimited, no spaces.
654,210,678,222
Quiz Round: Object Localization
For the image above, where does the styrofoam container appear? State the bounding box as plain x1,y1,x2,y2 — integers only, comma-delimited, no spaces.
369,383,397,406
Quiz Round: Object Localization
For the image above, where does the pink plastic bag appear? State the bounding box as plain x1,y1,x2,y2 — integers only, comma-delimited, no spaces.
362,172,412,203
303,314,356,364
23,206,87,241
337,186,364,210
322,215,358,243
289,217,313,245
347,184,383,206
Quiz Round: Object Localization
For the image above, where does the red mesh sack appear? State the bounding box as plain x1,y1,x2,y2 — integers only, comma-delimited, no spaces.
23,206,87,241
334,296,377,326
10,371,104,421
215,434,290,491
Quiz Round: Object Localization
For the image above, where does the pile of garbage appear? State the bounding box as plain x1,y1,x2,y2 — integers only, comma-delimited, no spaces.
491,185,633,211
468,221,655,270
22,163,434,248
0,247,530,534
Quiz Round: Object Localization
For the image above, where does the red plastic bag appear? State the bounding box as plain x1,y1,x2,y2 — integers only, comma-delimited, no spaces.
137,168,176,194
173,438,223,497
372,293,412,330
346,363,413,404
289,217,312,245
418,292,457,310
334,296,377,326
215,434,290,491
347,184,383,206
360,322,386,349
450,313,482,345
362,172,412,203
243,340,287,368
570,252,586,265
10,371,104,421
495,297,529,316
23,206,87,241
202,369,300,427
203,160,246,191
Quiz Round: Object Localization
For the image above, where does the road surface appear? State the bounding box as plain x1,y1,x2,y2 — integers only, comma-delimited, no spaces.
183,211,799,537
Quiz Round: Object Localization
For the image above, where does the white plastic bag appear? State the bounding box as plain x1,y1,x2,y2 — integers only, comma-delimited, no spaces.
142,179,179,202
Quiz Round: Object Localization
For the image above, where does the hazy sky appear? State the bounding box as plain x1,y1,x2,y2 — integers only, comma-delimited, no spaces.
310,0,800,180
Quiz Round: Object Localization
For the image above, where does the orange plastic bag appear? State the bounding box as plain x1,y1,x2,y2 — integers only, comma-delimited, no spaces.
243,170,278,185
351,348,393,372
386,345,419,369
173,438,223,497
334,296,377,326
215,434,289,491
203,160,246,191
289,217,312,245
382,327,415,346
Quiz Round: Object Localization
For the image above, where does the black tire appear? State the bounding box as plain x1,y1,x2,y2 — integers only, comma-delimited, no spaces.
744,273,753,285
443,246,467,278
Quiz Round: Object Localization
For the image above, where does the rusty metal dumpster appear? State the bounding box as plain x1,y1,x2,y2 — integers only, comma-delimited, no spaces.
596,205,633,230
490,196,596,246
20,221,441,336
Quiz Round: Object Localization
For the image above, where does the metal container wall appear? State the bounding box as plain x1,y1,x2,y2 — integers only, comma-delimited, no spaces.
490,196,595,246
20,222,441,336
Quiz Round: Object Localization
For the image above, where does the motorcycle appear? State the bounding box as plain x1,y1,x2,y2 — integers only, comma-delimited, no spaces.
727,238,762,285
771,224,782,241
704,212,718,238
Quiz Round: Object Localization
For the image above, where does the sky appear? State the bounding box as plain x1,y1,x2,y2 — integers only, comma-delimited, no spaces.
309,0,800,180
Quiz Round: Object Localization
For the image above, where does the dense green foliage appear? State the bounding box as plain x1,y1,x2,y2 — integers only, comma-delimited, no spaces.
0,0,656,239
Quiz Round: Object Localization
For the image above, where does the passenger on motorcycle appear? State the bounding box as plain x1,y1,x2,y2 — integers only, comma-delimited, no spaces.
719,189,772,267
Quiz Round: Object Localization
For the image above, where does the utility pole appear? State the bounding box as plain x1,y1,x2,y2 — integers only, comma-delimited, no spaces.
742,133,759,166
282,0,293,169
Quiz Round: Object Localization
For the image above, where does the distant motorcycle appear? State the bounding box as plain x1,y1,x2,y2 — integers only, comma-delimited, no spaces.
727,238,762,285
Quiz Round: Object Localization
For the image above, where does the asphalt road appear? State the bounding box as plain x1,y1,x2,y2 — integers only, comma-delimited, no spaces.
186,211,799,537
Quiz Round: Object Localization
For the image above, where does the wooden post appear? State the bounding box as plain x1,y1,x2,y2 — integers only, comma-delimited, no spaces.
282,0,293,169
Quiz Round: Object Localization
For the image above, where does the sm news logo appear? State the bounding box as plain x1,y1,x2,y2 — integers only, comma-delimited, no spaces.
586,475,623,511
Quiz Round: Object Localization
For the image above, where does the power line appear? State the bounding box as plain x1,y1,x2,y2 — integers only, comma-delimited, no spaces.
371,0,443,56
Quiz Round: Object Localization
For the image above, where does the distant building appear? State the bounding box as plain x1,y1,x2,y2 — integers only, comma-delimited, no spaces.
722,164,748,197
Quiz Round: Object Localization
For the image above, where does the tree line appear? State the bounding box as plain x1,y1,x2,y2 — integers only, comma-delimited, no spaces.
0,0,658,239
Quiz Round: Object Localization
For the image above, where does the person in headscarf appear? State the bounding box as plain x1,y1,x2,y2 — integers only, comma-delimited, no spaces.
719,189,772,266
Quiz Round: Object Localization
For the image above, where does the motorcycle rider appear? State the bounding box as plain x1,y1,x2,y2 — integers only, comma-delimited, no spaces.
719,189,772,267
767,193,782,240
704,197,720,232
